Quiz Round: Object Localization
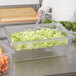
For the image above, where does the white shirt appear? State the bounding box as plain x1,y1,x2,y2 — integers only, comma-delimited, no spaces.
39,0,76,21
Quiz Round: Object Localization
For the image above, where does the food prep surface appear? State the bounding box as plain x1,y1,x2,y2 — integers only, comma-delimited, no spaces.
2,36,76,76
0,24,76,76
11,42,76,76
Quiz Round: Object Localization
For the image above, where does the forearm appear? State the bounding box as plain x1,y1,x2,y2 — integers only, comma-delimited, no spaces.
37,0,51,20
38,10,43,17
37,10,43,20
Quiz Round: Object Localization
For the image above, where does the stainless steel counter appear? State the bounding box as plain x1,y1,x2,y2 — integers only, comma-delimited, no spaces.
1,39,76,76
0,26,76,76
14,42,76,76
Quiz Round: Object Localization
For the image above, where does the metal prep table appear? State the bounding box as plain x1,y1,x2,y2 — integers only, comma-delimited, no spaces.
2,40,76,76
0,25,76,76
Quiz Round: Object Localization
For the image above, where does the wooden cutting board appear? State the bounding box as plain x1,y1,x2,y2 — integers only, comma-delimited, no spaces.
0,7,38,23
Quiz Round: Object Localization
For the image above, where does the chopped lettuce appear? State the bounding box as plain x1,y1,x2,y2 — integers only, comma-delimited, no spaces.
10,28,68,51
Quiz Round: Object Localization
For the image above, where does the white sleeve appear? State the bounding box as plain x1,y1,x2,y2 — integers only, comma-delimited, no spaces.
74,1,76,16
38,0,52,13
72,0,76,16
75,6,76,16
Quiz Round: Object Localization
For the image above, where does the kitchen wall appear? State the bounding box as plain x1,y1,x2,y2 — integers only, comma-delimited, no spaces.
0,0,39,6
0,0,41,12
39,0,76,17
0,0,75,16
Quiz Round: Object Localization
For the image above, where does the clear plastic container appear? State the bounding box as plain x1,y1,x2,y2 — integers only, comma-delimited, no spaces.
5,23,72,62
0,41,15,76
37,13,76,41
71,31,76,41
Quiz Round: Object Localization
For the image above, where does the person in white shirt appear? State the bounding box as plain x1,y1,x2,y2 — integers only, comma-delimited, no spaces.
37,0,76,21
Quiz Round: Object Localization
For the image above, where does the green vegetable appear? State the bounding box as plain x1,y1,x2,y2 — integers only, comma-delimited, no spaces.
71,22,76,32
43,19,52,24
43,19,56,24
59,21,65,26
59,21,76,32
11,28,68,51
52,20,56,23
42,18,76,32
14,39,68,51
64,21,72,31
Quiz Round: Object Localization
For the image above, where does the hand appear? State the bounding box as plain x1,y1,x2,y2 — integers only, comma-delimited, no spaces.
36,10,43,20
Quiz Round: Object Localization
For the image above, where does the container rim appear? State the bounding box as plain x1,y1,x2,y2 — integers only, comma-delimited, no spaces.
5,23,72,46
